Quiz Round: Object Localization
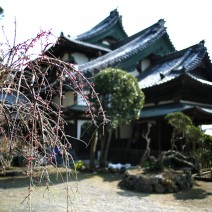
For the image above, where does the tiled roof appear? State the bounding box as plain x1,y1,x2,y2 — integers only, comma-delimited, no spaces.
187,73,212,86
114,20,175,51
79,19,168,75
140,102,212,119
76,9,127,41
138,41,210,89
60,34,111,52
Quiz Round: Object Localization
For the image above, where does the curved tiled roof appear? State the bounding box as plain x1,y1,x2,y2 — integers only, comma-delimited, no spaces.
61,34,111,52
79,20,168,75
138,41,210,89
185,73,212,86
140,102,212,119
76,9,127,42
46,33,111,58
114,20,175,51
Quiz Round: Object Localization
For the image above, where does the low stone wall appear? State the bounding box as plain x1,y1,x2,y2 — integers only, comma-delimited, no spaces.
119,169,193,193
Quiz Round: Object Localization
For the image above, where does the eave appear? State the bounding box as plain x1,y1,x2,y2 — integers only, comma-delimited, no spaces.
79,19,171,76
138,41,210,89
143,73,212,105
46,34,111,58
140,102,212,124
114,20,175,53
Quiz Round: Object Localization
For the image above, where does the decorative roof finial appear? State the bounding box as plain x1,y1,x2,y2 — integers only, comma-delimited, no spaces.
110,8,119,17
181,66,186,73
60,32,64,37
199,40,205,46
159,72,165,79
158,19,165,27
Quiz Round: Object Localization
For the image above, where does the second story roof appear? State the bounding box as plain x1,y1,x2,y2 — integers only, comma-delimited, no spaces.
79,19,175,76
138,41,212,89
76,9,128,47
46,33,111,59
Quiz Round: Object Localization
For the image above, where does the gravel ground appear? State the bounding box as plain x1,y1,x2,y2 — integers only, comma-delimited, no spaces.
0,168,211,212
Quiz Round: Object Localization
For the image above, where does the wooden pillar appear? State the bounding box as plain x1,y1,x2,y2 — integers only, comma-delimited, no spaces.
158,121,162,152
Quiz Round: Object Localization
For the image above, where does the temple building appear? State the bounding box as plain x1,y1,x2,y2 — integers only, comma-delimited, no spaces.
47,9,212,162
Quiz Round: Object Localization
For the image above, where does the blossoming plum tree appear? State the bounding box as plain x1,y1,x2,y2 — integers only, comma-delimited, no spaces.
0,29,106,211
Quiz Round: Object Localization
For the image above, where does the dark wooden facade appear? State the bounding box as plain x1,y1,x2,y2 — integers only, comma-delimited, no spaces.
46,10,212,163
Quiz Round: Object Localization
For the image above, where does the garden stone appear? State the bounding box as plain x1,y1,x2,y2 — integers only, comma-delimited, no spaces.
119,168,193,193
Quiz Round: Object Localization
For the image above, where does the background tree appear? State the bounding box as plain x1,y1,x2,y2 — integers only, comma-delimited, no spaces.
197,134,212,169
140,122,153,167
166,112,193,151
80,122,97,170
92,68,145,167
164,112,204,173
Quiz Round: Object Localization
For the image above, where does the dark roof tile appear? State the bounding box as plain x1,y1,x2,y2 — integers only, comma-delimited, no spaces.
76,9,127,41
79,19,167,75
61,35,111,52
138,41,209,89
141,102,212,119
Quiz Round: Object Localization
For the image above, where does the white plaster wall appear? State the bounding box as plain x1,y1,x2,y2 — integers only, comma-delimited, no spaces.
67,120,74,124
77,92,88,106
62,53,69,61
52,91,74,107
131,58,151,77
77,120,90,139
62,52,89,65
102,40,111,47
141,58,150,71
71,52,89,65
63,91,75,107
52,95,61,107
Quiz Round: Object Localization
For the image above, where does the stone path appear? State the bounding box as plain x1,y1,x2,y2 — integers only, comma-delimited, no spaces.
0,171,211,212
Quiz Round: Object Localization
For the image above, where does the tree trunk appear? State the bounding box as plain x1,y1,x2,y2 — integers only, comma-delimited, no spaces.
89,130,98,170
99,131,106,167
162,150,196,168
196,159,202,176
103,128,112,166
100,128,112,168
140,123,152,167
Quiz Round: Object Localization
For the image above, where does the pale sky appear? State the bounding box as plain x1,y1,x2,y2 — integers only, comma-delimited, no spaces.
0,0,212,57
